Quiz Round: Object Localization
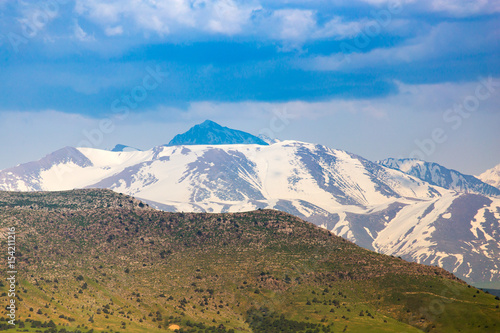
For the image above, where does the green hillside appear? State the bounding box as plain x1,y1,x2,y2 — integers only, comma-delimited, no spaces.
0,189,498,332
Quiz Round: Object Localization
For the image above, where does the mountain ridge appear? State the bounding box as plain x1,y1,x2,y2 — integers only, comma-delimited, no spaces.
378,158,500,197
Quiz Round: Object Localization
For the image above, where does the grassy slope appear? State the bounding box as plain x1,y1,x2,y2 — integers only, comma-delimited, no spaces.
0,189,498,332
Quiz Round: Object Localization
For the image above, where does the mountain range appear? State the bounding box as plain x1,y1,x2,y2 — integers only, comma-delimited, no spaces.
0,120,499,286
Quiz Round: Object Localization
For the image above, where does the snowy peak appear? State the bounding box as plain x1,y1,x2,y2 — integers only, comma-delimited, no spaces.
111,144,142,152
378,158,500,197
167,120,269,146
0,147,93,191
478,163,500,190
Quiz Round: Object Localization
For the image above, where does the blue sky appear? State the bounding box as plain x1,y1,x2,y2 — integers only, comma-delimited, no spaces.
0,0,499,174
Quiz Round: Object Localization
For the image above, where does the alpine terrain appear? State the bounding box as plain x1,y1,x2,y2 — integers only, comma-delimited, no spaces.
0,121,499,287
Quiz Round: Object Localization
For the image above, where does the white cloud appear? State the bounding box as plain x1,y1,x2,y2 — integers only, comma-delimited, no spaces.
207,0,256,34
72,0,394,44
75,0,261,36
4,0,498,50
105,25,123,36
74,21,95,42
271,9,316,41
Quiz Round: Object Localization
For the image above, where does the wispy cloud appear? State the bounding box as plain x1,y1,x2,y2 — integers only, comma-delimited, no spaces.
313,16,368,40
104,25,123,36
358,0,500,16
74,21,95,42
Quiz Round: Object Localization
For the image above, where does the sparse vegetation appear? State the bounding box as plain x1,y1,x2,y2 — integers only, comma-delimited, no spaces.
0,189,498,332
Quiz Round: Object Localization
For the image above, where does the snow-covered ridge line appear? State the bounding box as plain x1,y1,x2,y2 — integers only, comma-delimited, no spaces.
378,158,500,197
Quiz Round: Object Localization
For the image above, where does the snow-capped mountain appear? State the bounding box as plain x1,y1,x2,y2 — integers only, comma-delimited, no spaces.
378,158,500,197
478,163,500,190
0,121,499,285
167,120,268,146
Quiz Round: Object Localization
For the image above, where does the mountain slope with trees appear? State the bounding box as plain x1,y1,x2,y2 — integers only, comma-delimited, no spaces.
0,189,498,332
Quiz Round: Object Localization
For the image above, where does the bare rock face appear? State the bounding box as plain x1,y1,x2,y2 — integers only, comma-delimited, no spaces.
168,120,268,146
